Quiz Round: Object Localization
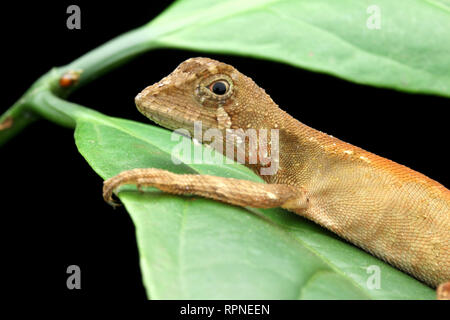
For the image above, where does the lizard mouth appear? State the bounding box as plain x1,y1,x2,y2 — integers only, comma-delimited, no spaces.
136,100,187,131
135,93,218,134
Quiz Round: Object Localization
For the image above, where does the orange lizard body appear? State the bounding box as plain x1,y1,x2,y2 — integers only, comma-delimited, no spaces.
103,58,449,290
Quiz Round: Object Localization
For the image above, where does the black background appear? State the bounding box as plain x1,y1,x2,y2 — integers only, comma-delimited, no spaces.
2,1,448,300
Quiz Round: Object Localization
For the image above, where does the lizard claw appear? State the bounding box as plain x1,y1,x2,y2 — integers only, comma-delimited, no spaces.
106,196,122,208
103,178,122,207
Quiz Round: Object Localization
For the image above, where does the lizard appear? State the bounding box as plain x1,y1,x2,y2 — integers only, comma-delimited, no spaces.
102,57,450,295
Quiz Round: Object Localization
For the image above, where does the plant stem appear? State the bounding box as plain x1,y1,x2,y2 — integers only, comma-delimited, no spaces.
60,26,158,95
0,25,158,146
0,102,37,147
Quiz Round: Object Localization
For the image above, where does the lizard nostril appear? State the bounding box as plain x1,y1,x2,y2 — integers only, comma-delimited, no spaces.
135,93,143,103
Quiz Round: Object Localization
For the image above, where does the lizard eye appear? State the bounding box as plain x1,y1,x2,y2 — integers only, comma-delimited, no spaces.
209,80,229,95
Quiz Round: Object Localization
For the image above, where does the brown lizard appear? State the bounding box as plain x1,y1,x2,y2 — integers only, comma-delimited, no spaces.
103,57,449,295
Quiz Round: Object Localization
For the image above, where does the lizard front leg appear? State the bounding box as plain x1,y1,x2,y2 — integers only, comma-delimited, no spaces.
103,168,308,210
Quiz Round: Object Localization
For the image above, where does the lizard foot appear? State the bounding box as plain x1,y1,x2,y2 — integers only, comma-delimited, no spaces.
437,282,450,300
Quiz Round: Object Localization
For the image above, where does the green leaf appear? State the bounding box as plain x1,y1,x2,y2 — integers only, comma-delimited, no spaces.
73,112,435,299
143,0,450,97
6,0,445,300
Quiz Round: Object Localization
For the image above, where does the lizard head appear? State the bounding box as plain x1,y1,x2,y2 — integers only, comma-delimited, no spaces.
135,57,277,135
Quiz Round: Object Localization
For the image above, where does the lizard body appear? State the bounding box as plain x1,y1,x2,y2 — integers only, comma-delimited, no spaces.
104,57,450,290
